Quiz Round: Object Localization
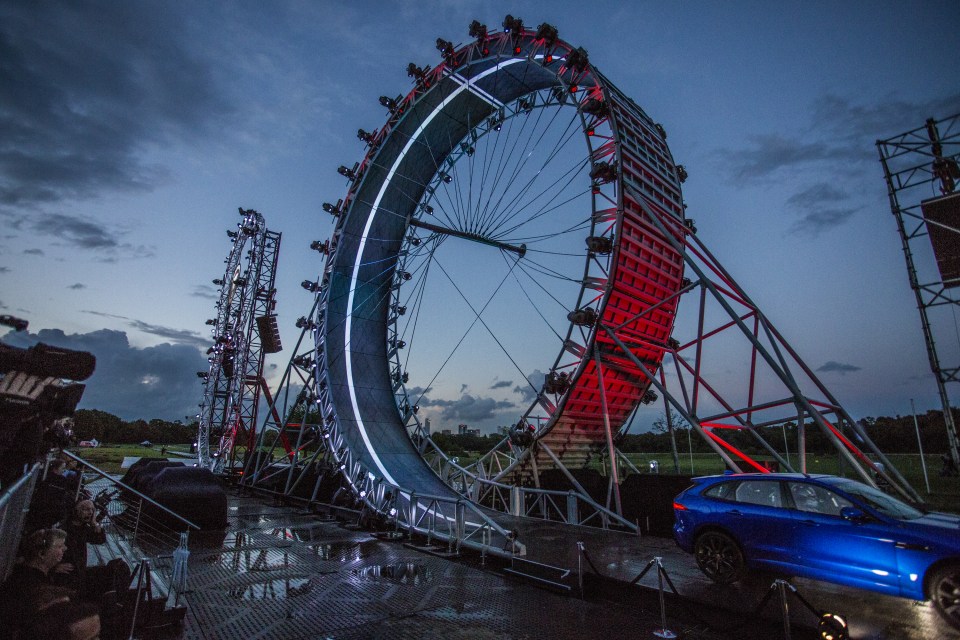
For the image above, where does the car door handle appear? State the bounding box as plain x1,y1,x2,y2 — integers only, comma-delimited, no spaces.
800,519,819,526
726,509,743,516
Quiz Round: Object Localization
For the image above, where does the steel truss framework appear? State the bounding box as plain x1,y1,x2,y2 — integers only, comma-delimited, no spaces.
240,18,917,541
878,113,960,466
197,209,281,473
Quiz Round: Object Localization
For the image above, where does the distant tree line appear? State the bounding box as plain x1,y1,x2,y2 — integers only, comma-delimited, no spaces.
70,407,958,455
71,409,197,445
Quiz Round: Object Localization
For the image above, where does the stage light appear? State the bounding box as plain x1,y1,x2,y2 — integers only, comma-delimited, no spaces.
439,172,452,183
436,38,456,66
205,319,216,326
310,240,330,254
337,164,358,180
406,62,431,88
676,165,688,183
468,19,489,55
581,98,609,117
357,128,376,144
322,201,342,217
565,47,589,72
585,236,613,255
379,95,398,111
502,14,524,35
655,123,667,139
567,307,598,326
212,278,224,286
684,219,698,234
535,23,558,46
400,271,412,281
196,371,208,379
226,230,238,239
818,613,848,640
301,280,319,293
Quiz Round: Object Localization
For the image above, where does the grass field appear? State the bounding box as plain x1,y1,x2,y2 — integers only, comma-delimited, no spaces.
70,443,192,474
69,445,960,512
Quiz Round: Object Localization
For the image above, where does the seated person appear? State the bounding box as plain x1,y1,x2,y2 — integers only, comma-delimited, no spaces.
0,529,73,640
58,499,128,602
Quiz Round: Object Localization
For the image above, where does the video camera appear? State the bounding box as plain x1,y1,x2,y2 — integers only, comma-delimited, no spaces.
0,315,96,487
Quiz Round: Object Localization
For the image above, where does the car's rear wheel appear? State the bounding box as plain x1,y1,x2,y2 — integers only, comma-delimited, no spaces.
694,531,745,584
929,563,960,630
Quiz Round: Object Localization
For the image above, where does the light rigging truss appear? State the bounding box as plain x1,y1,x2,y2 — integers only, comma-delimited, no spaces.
197,208,282,473
878,113,960,467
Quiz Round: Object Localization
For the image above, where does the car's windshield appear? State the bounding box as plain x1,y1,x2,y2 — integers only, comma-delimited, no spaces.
829,478,924,520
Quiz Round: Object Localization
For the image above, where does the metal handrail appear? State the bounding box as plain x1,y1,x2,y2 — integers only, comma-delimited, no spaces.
62,450,201,531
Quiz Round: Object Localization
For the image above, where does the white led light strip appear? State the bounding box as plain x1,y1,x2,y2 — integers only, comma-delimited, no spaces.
346,59,523,485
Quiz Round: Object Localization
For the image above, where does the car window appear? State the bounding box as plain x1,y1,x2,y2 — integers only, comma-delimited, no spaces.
829,477,924,520
788,482,852,516
732,480,783,507
702,481,736,501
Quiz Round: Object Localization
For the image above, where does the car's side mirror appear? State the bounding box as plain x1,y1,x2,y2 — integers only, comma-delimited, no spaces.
840,506,868,523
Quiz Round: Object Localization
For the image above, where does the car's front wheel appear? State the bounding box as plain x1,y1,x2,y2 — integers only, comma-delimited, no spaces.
929,563,960,630
694,530,745,584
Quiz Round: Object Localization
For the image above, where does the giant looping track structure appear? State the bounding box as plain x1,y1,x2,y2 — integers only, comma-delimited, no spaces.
241,17,919,550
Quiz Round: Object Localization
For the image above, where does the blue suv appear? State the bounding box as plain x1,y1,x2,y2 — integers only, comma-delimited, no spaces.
673,473,960,628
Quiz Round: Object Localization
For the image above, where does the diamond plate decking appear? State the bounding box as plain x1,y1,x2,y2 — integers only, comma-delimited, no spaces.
176,494,957,640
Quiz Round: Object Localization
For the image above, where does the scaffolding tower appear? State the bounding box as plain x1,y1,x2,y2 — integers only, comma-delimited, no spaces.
878,113,960,466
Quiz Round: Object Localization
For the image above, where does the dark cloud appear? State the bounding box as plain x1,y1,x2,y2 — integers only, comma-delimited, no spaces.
426,394,516,423
191,285,218,300
1,327,207,420
786,183,861,236
67,283,85,290
490,380,513,390
80,310,208,348
0,2,232,208
81,310,129,321
513,369,545,402
817,360,862,375
23,248,43,255
32,213,118,249
726,135,847,181
786,183,847,209
0,266,10,273
812,93,960,142
790,207,860,236
127,320,209,349
722,92,960,182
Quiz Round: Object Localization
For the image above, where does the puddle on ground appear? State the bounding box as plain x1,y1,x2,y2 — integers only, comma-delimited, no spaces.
204,548,292,573
306,540,380,562
268,525,328,542
228,577,313,600
352,563,434,585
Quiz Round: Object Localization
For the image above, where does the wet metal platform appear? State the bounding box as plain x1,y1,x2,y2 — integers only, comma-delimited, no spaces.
178,494,958,639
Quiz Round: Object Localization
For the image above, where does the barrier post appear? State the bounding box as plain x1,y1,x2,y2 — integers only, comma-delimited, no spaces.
776,579,792,640
652,557,676,639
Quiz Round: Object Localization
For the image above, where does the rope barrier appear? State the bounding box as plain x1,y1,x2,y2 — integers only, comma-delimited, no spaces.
576,542,838,638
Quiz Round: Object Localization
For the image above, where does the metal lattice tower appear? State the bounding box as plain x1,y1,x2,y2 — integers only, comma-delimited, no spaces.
878,113,960,466
197,208,282,473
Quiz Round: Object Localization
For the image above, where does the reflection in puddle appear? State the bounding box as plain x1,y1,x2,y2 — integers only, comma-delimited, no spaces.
307,540,380,562
269,525,327,543
353,563,434,585
206,548,291,573
229,577,313,600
